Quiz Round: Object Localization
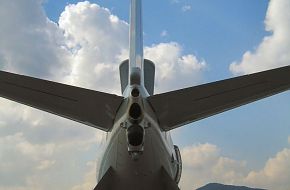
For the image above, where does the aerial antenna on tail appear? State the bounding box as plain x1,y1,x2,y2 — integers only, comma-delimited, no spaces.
129,0,144,86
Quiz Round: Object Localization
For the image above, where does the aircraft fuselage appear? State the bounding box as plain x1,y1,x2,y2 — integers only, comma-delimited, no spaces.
97,85,181,189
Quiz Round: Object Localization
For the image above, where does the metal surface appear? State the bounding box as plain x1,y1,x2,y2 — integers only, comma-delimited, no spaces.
144,59,155,95
129,0,144,85
148,66,290,131
0,0,290,189
96,94,180,189
0,70,123,131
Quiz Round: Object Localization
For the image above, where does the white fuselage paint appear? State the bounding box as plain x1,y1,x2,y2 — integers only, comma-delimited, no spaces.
97,85,179,187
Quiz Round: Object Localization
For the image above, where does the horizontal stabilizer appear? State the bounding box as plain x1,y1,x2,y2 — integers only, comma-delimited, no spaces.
0,71,123,131
147,66,290,131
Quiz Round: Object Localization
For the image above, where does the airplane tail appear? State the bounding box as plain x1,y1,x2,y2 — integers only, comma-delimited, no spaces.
129,0,143,85
120,0,156,96
119,0,156,96
119,59,155,95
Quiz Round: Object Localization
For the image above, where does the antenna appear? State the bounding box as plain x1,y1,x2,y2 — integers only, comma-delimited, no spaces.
129,0,144,85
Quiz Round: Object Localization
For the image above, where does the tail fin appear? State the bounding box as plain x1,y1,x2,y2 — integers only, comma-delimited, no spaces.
120,0,155,95
143,59,155,95
129,0,144,86
120,59,155,95
119,60,129,94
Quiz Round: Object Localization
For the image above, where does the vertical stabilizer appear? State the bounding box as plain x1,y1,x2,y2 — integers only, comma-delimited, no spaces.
129,0,144,85
120,0,155,95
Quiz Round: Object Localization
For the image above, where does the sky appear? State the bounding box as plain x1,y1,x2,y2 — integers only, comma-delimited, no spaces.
0,0,290,190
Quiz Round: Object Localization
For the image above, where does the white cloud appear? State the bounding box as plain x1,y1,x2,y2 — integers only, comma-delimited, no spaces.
182,5,192,12
182,143,219,169
58,1,129,94
0,116,103,190
178,54,206,73
0,0,207,190
36,160,56,170
145,42,206,93
58,1,205,94
161,30,168,37
0,2,106,189
230,0,290,75
180,143,247,190
0,0,71,80
71,161,98,190
180,141,290,190
244,148,290,190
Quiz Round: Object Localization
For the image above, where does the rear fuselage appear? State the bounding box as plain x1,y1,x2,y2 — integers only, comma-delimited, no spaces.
97,85,181,188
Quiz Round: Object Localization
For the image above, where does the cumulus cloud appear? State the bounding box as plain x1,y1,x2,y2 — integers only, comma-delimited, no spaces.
71,161,98,190
0,0,71,80
57,1,205,94
230,0,290,75
161,30,168,37
145,42,206,93
180,141,290,190
0,99,106,190
0,0,206,190
244,148,290,190
58,1,129,94
0,121,104,189
182,5,192,12
180,143,247,190
36,160,56,170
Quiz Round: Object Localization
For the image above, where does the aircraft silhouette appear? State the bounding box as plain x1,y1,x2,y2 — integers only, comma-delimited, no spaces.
0,0,290,189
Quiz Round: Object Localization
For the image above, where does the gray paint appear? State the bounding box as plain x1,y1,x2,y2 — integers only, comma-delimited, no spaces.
129,0,144,85
144,59,155,95
148,66,290,131
96,85,180,190
0,70,123,132
119,60,129,94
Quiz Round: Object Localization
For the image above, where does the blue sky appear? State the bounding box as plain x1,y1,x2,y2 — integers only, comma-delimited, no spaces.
42,0,289,167
48,0,289,185
0,0,290,190
44,0,269,79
